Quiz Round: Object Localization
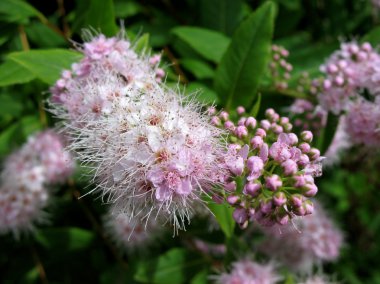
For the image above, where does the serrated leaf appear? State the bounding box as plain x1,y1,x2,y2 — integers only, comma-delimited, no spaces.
181,59,214,79
0,59,36,87
172,27,230,63
214,2,276,109
35,227,95,251
208,202,235,238
0,0,46,24
7,49,82,85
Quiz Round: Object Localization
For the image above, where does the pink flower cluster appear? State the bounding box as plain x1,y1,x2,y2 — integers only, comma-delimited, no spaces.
0,130,74,237
215,259,282,284
269,45,293,90
319,42,380,114
211,107,322,228
49,34,226,231
259,202,343,273
318,41,380,147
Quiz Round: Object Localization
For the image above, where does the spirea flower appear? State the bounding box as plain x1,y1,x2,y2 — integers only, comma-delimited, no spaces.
345,98,380,146
103,209,161,253
214,258,282,284
212,108,323,228
319,41,380,114
0,130,74,237
258,201,343,273
49,33,226,232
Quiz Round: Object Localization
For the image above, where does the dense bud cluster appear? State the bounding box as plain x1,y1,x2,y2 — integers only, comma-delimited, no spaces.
215,259,281,284
259,202,343,273
0,131,73,236
211,108,323,228
50,33,226,231
269,45,293,90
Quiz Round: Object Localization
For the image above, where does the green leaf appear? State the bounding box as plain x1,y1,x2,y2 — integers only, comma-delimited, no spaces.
134,248,204,284
35,227,95,251
0,0,46,24
208,202,235,239
72,0,118,36
316,112,340,155
25,22,67,48
199,0,246,36
7,49,82,85
0,115,42,157
214,2,276,109
172,27,231,63
250,92,262,117
181,59,215,79
134,33,150,54
190,269,208,284
114,0,142,19
0,59,36,87
361,26,380,46
186,82,219,104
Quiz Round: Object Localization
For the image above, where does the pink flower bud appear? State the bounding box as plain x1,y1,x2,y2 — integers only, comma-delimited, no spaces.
273,192,287,206
227,195,239,205
265,175,282,191
233,208,248,228
290,194,303,207
255,128,267,137
247,156,264,178
260,120,271,130
281,159,298,176
309,148,320,160
303,183,318,197
237,117,247,126
280,117,289,124
323,79,332,90
298,154,310,167
303,200,314,215
236,106,245,115
301,131,313,143
250,136,263,149
207,107,216,115
220,111,229,121
243,182,261,197
235,126,248,138
224,121,235,131
276,213,289,225
299,142,311,153
287,133,298,145
260,200,273,214
245,117,257,128
224,181,237,192
211,116,221,126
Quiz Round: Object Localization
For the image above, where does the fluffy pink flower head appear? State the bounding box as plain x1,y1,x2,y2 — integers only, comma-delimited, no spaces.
215,258,282,284
259,201,344,273
0,130,74,237
215,108,323,228
49,34,226,232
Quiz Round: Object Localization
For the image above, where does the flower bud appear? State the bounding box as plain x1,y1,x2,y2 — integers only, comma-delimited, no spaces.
250,136,263,149
281,159,298,176
299,142,311,153
303,183,318,197
290,194,303,207
243,182,261,197
301,131,313,143
236,106,245,115
224,181,237,192
265,175,282,191
227,195,239,205
273,192,287,207
245,117,257,129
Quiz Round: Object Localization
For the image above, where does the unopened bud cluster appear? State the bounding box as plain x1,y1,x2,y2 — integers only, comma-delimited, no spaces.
0,131,74,237
211,108,323,228
269,45,293,90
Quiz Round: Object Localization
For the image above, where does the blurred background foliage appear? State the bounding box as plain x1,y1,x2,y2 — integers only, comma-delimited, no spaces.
1,0,380,283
